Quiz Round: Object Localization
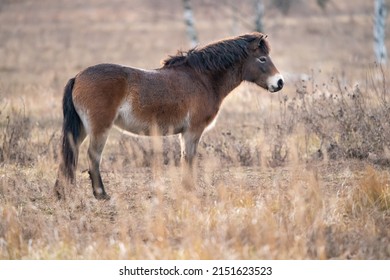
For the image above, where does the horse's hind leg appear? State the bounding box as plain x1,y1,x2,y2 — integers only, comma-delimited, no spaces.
88,131,110,200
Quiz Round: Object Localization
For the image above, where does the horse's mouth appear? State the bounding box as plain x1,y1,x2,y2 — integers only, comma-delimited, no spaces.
268,84,283,92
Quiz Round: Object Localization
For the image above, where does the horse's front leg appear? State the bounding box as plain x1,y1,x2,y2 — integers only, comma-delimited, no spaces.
180,131,201,189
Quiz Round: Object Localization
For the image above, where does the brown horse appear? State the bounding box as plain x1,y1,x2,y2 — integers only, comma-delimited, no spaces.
54,32,284,200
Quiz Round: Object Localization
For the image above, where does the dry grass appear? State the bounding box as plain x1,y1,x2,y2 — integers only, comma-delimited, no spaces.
0,0,389,259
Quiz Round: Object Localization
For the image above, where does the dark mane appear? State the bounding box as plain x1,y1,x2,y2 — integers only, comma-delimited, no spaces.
162,33,270,72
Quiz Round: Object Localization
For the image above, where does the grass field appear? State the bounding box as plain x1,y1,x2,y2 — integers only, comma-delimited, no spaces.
0,0,389,259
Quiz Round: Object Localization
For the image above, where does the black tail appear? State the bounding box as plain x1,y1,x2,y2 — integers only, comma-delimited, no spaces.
61,77,81,182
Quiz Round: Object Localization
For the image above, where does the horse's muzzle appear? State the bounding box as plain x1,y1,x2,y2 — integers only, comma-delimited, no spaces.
267,74,284,92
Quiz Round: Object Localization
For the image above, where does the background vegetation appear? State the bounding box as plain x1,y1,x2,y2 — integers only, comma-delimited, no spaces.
0,0,389,259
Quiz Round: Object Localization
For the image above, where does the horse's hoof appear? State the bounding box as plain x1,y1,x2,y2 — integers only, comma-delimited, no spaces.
94,192,111,200
55,190,63,200
54,180,65,200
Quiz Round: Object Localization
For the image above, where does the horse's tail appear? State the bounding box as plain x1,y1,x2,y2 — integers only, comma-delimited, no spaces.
60,77,82,182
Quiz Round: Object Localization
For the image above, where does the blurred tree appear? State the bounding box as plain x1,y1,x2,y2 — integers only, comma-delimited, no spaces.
254,0,264,32
374,0,387,64
316,0,330,10
182,0,198,48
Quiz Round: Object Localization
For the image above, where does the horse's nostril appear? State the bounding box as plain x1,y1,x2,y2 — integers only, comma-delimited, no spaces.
278,79,284,89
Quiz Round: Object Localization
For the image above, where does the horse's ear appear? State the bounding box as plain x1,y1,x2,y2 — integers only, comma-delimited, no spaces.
257,34,270,54
258,34,268,47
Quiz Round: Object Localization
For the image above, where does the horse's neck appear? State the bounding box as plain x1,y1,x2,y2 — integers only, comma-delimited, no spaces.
213,66,243,100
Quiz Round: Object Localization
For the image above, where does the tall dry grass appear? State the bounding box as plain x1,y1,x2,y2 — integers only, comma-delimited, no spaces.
1,67,389,259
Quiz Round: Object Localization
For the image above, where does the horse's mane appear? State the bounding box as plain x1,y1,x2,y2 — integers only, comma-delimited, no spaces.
162,33,270,73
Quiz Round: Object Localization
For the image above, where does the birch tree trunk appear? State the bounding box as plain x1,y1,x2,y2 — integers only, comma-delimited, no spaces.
374,0,387,64
182,0,198,48
254,0,264,33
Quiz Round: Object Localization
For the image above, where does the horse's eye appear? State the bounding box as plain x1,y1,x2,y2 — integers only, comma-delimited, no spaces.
258,56,267,63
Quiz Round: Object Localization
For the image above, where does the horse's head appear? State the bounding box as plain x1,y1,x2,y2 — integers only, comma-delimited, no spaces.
242,34,284,92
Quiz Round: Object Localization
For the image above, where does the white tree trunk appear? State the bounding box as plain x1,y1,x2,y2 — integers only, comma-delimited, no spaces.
183,0,198,48
254,0,264,33
374,0,387,64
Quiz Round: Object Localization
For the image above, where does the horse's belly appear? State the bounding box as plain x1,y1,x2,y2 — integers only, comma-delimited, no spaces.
114,101,189,136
